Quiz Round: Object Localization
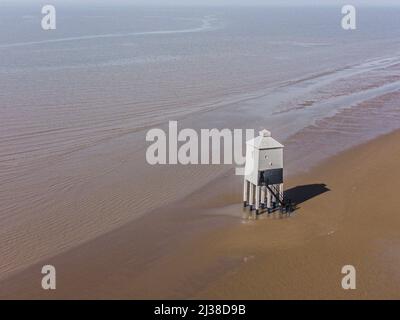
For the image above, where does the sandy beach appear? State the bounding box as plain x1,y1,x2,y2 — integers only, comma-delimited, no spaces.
198,129,400,299
1,128,400,299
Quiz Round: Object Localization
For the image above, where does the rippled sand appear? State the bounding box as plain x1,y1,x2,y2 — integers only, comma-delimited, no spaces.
1,128,400,299
2,54,400,282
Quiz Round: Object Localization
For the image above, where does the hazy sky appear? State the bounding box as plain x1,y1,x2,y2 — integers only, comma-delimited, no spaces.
7,0,400,6
125,0,400,5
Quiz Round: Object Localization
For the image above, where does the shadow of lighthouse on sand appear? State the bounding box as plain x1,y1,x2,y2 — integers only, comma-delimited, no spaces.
284,183,330,211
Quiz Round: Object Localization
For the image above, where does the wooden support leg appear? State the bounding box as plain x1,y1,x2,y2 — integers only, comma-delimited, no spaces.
271,184,277,208
249,183,254,210
267,186,271,212
243,179,249,207
255,186,260,215
261,186,266,209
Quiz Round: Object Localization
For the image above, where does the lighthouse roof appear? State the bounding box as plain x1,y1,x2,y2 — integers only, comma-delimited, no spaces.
246,130,284,149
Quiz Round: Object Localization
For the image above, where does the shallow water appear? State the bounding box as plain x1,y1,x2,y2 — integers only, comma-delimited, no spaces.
1,4,400,279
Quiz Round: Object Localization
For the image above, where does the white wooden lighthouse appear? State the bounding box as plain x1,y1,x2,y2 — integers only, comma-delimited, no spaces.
243,129,290,215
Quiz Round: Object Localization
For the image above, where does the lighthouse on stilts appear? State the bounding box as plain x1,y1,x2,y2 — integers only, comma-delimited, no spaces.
243,129,293,216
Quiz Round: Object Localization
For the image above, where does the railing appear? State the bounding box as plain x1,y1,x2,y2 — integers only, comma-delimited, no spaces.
265,184,294,213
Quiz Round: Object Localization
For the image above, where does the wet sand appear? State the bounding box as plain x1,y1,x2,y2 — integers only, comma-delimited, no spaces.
1,129,400,299
2,56,400,285
197,129,400,299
